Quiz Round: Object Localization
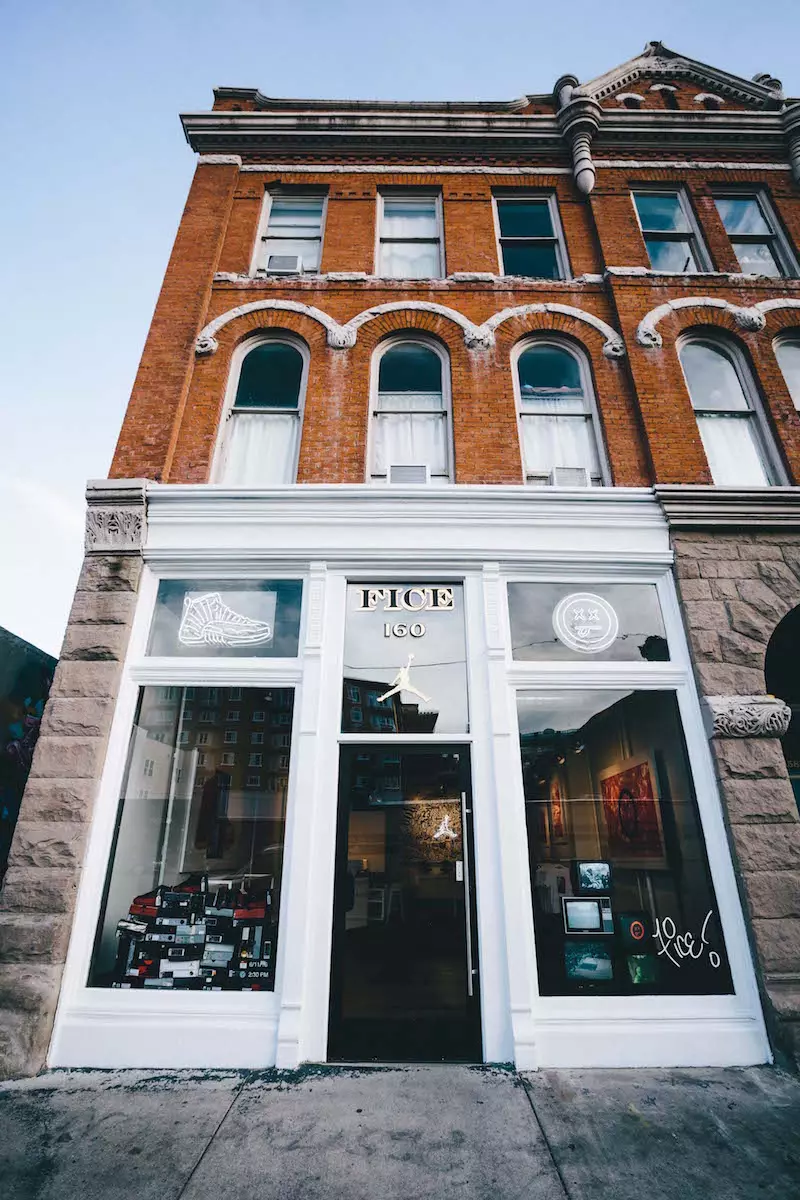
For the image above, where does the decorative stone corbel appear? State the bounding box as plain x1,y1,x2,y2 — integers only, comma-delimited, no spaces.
702,694,791,740
782,104,800,184
85,479,147,554
554,76,602,196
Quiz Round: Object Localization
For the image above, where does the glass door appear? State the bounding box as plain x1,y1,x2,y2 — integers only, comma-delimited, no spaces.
328,746,481,1062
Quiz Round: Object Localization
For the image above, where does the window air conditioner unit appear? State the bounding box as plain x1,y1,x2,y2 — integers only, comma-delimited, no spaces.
389,464,429,484
548,466,590,488
265,254,303,275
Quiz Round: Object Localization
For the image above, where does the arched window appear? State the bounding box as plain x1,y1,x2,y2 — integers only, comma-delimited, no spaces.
765,606,800,813
678,337,779,486
515,341,605,486
774,335,800,410
215,337,307,485
369,339,451,484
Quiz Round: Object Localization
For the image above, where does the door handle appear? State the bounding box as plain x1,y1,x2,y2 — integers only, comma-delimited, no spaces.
460,791,475,998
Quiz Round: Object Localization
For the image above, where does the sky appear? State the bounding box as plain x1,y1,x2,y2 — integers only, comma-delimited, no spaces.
2,0,800,656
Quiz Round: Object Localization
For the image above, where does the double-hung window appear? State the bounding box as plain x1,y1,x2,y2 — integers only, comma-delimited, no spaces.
516,342,605,487
378,194,443,278
216,337,307,486
774,336,800,409
678,338,780,486
632,191,708,273
714,194,796,278
495,196,567,278
257,193,325,274
370,340,451,484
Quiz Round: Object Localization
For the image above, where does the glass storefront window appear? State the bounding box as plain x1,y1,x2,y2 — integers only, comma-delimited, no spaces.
147,580,303,658
508,582,669,662
89,685,294,991
342,583,468,734
517,689,732,996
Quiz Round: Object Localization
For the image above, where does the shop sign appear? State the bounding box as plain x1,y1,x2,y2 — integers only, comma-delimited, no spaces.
552,592,619,654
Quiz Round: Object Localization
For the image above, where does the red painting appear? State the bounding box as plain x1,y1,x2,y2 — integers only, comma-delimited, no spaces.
549,777,566,840
600,758,665,865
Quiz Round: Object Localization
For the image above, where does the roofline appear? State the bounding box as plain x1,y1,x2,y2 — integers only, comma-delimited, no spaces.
212,86,534,114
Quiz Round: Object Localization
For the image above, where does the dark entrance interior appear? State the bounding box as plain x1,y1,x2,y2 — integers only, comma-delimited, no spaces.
328,746,481,1062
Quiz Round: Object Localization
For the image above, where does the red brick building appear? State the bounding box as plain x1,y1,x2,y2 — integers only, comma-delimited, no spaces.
3,41,800,1076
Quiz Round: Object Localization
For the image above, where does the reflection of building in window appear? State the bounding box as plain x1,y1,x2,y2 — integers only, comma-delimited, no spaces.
341,675,438,734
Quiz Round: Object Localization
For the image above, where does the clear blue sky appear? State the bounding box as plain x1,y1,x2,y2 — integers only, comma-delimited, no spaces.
2,0,799,655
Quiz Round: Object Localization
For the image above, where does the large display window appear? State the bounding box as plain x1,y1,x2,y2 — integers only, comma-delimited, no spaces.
517,688,732,997
89,684,294,992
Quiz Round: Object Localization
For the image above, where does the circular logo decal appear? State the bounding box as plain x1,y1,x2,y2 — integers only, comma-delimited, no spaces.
552,592,619,655
629,919,646,942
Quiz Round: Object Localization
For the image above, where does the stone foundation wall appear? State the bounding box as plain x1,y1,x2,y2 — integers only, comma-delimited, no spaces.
0,483,145,1080
672,529,800,1067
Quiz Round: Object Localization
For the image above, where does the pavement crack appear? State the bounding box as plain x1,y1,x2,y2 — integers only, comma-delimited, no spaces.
173,1071,252,1200
518,1075,573,1200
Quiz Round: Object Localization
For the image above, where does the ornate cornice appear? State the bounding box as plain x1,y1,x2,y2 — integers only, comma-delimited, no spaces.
702,694,791,739
85,479,147,555
636,296,800,348
655,485,800,529
194,299,625,357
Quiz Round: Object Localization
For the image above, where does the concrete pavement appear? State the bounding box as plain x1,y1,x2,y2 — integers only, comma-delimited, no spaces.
1,1064,798,1199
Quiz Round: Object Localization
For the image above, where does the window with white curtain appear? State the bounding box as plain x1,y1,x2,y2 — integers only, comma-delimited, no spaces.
774,336,800,410
217,339,306,485
678,339,778,486
378,194,443,279
515,342,604,486
370,340,450,484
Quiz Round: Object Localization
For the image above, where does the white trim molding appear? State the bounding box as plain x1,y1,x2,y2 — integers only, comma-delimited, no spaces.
197,154,243,166
85,479,147,554
637,296,800,349
195,299,626,357
702,695,792,739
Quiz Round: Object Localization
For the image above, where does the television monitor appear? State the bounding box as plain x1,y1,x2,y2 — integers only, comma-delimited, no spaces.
627,954,658,986
574,860,612,894
562,896,614,934
564,941,614,982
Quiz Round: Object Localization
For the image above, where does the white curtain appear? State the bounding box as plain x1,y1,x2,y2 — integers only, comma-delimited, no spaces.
696,415,770,486
379,243,439,279
220,413,299,485
521,402,600,482
372,391,448,479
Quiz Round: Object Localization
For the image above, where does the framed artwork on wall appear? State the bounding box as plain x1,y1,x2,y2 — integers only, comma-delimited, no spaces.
598,756,666,869
549,775,568,841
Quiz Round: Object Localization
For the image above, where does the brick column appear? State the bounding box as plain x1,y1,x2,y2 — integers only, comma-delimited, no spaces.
0,481,146,1079
655,487,800,1068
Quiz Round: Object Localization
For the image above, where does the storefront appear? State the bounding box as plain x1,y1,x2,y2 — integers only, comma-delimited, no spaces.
49,485,770,1070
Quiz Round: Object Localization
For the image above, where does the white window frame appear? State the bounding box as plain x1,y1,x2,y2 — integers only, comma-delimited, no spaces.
511,337,610,487
773,333,800,410
375,190,445,279
250,189,328,276
713,190,798,278
366,334,454,485
631,188,711,273
677,333,786,486
492,192,571,280
210,331,310,486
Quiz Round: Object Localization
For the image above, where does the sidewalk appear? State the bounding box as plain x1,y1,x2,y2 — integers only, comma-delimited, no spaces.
2,1063,798,1199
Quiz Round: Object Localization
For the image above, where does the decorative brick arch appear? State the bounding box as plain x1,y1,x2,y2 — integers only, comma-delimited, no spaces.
636,296,800,349
195,298,627,357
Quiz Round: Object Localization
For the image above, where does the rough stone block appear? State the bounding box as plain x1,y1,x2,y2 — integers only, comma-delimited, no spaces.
0,963,62,1015
695,663,764,696
743,870,800,920
722,777,799,823
7,822,88,871
756,559,800,603
0,914,72,963
52,660,121,698
61,623,130,662
678,579,712,601
727,602,770,644
750,917,800,974
28,737,104,781
738,542,786,560
18,779,97,823
674,559,700,579
41,696,115,738
0,1008,55,1081
77,554,142,594
709,579,739,600
736,580,789,622
674,542,736,560
714,737,790,781
69,591,136,626
699,560,758,579
0,869,79,914
688,629,721,663
718,630,767,669
731,822,800,872
681,600,728,630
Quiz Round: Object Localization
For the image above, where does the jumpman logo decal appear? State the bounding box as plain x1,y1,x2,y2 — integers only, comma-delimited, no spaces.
377,653,431,705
